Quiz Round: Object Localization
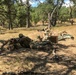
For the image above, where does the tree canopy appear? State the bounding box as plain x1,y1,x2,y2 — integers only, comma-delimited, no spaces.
0,0,76,29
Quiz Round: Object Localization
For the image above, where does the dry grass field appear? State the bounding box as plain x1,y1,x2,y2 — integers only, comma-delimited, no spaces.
0,24,76,75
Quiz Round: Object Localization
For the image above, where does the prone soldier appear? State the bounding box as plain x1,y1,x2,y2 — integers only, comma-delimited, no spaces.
18,34,32,48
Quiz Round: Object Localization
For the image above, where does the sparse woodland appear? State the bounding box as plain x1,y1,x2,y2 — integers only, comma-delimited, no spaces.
0,0,76,75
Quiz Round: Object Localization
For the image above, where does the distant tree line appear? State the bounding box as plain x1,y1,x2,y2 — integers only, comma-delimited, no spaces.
0,0,76,30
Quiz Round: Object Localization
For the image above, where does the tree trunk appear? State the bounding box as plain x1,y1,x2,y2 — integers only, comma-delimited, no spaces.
48,6,58,28
70,6,73,19
8,5,13,30
47,0,64,28
48,12,51,29
26,0,31,28
69,6,73,25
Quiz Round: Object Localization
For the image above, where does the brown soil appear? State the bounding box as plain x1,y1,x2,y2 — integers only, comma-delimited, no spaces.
0,25,76,75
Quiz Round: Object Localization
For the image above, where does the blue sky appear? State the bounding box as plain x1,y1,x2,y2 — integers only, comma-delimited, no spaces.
22,0,73,7
63,0,73,7
31,0,45,7
22,0,45,7
31,0,73,7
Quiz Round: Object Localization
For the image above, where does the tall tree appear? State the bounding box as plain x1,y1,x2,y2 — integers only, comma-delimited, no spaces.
2,0,17,30
26,0,31,28
19,0,39,28
45,0,64,28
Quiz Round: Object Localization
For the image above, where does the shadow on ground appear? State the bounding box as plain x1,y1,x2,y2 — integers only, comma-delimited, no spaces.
0,43,76,75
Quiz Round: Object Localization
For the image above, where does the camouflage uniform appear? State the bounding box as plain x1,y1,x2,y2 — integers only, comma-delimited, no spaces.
30,40,53,50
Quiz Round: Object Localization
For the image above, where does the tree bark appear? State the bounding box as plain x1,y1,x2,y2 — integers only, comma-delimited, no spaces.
8,4,13,30
26,0,31,28
48,6,58,28
48,12,51,29
47,0,64,28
